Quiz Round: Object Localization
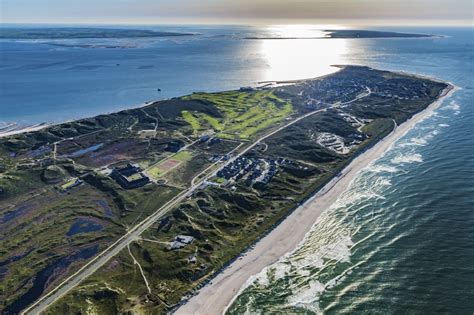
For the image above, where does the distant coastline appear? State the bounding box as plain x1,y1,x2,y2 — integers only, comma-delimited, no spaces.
0,27,198,39
244,29,434,40
0,27,433,41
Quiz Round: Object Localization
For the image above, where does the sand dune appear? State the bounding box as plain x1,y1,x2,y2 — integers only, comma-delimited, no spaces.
176,83,458,315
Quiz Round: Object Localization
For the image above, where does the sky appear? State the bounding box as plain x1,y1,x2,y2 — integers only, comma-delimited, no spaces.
1,0,473,25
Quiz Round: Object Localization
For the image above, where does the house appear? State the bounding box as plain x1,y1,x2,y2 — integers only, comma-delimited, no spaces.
176,235,194,244
111,163,149,189
166,141,184,153
199,135,211,143
188,255,197,264
208,138,222,146
168,235,194,250
60,178,82,192
239,86,254,92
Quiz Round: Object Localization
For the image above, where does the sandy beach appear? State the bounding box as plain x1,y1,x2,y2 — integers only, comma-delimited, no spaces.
176,83,458,315
0,99,160,140
0,123,52,139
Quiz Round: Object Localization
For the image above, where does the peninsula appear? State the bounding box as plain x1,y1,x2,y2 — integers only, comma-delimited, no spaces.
0,66,451,314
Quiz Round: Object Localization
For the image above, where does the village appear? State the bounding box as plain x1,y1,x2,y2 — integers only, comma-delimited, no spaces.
215,156,289,188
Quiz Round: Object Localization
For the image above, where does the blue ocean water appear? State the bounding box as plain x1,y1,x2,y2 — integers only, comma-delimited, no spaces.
0,25,282,126
227,27,474,314
1,24,357,126
1,25,473,313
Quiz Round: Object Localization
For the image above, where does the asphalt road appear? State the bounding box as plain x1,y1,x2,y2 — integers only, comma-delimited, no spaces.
22,107,328,315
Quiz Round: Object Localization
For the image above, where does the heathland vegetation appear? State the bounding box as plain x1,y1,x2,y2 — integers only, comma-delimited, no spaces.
0,66,447,314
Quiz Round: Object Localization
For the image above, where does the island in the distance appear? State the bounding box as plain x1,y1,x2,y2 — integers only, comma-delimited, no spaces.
0,27,197,39
245,29,433,39
325,29,433,38
0,66,451,314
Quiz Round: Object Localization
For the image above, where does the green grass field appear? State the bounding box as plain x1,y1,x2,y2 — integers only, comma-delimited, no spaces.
173,150,193,162
181,111,201,136
181,90,293,140
147,150,193,180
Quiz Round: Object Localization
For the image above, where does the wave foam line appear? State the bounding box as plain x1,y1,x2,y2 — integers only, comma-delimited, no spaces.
176,83,460,315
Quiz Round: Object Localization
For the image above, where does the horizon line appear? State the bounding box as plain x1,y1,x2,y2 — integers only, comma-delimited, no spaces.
1,21,473,28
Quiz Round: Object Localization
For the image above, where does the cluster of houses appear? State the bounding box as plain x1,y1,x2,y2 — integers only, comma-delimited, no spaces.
246,159,279,186
290,67,431,113
372,79,430,100
300,77,368,106
316,132,360,155
217,156,254,180
217,156,288,187
338,112,369,131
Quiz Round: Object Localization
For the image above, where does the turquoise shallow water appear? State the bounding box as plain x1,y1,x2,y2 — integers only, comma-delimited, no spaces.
1,25,472,314
228,27,474,314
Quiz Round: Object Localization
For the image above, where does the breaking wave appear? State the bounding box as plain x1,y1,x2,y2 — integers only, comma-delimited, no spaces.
409,137,428,146
397,125,441,148
443,100,461,115
368,164,400,174
286,280,325,312
227,154,395,314
390,153,423,164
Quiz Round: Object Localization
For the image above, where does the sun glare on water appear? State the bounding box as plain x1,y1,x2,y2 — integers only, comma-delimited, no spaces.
259,25,350,82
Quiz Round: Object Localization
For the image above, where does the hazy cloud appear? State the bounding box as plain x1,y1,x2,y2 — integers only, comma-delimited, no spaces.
2,0,473,24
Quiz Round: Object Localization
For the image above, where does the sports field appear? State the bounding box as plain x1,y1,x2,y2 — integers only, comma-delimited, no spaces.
147,150,193,180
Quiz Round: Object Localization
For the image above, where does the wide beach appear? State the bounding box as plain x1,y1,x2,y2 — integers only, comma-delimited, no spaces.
176,83,458,315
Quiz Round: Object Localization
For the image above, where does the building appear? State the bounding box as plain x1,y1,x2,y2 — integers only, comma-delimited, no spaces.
239,86,254,92
208,138,222,146
168,235,194,250
111,163,149,189
166,141,184,153
60,178,82,192
199,135,211,143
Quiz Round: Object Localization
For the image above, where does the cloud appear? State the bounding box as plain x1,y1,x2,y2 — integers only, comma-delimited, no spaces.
2,0,473,24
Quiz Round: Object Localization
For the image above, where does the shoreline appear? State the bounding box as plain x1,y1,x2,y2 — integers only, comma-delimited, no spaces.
0,99,159,139
0,122,52,138
0,65,439,140
176,83,459,315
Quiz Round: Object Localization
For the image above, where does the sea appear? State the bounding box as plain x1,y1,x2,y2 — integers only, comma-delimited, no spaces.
1,25,473,314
